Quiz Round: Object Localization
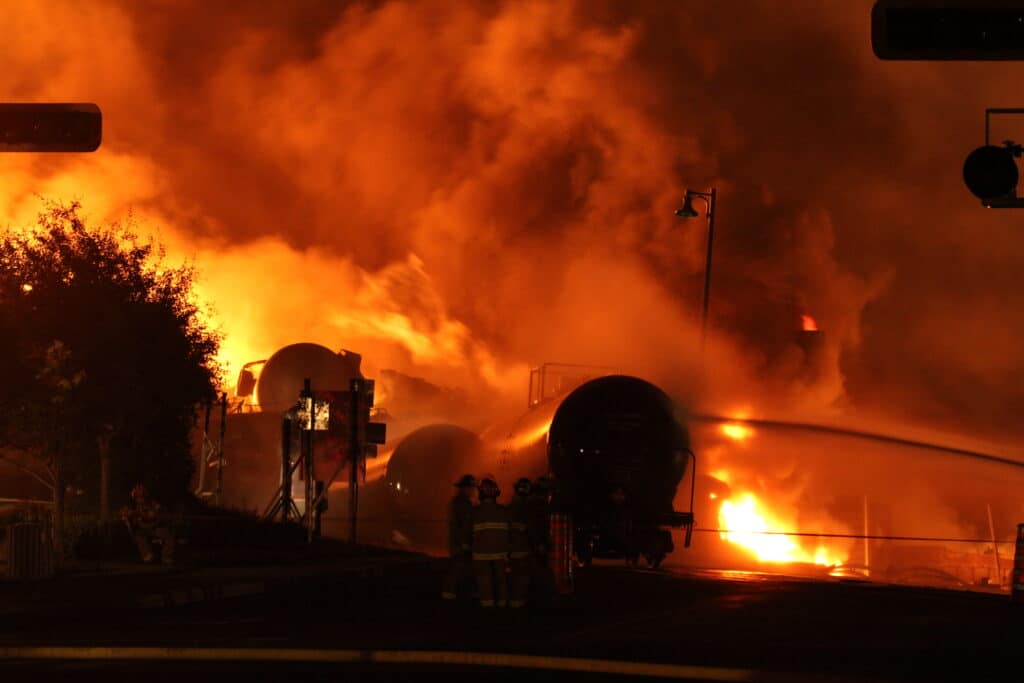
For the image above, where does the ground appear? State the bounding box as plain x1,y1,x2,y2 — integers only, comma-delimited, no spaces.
0,556,1020,681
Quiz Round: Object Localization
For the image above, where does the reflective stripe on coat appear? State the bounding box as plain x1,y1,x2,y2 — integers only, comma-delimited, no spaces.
471,500,509,560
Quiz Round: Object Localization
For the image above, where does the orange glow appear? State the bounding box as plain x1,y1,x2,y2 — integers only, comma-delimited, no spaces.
20,283,32,292
329,452,391,490
801,314,818,332
512,419,554,449
720,423,752,441
710,469,732,485
718,492,843,567
178,248,527,399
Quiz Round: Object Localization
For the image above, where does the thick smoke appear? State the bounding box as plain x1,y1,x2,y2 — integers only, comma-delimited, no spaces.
3,1,1024,446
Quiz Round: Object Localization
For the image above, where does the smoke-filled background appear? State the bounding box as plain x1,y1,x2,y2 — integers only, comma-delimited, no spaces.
5,0,1024,561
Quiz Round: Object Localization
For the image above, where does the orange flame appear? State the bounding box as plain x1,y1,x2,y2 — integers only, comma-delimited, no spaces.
720,423,752,441
718,491,843,567
801,314,818,332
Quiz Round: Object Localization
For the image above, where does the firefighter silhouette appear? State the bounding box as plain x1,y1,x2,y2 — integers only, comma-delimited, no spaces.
471,476,509,608
441,474,477,601
120,483,176,565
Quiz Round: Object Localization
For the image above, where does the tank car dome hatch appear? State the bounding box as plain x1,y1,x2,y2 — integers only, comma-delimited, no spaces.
255,343,363,411
385,424,483,511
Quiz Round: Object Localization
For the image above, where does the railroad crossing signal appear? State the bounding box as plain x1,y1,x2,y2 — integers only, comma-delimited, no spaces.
266,378,386,542
344,378,385,544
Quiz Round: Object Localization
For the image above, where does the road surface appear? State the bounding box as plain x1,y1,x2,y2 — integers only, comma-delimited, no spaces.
1,562,1019,681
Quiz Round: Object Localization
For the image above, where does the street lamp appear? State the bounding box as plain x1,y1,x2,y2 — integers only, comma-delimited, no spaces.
675,187,717,346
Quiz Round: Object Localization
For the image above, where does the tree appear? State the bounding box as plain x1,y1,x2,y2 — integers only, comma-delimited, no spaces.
0,202,220,561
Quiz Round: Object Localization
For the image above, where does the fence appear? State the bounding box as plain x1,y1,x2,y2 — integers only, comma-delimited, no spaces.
320,514,1019,591
5,521,54,580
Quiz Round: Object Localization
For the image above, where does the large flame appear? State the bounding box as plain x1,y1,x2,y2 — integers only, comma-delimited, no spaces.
179,244,527,400
720,423,753,442
718,491,843,567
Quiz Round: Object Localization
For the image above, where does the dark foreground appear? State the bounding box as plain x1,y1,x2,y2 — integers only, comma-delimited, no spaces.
0,559,1020,682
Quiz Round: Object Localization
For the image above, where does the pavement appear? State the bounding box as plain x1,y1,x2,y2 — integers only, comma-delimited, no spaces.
1,559,1022,681
0,549,433,615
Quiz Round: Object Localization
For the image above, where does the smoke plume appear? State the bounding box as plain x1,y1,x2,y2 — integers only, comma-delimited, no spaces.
3,0,1024,446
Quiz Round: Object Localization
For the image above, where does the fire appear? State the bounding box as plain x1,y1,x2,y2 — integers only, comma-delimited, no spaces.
720,423,752,441
718,492,841,566
181,246,526,399
801,314,818,332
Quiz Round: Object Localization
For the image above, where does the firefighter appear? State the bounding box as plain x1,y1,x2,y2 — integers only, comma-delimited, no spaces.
471,476,509,608
528,476,556,602
507,477,533,608
120,483,176,565
441,474,477,601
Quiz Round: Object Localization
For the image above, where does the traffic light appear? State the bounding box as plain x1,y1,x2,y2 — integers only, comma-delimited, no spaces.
963,109,1024,208
963,143,1020,203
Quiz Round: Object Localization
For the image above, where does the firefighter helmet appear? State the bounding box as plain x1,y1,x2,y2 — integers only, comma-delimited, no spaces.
453,474,478,488
514,477,532,496
478,476,500,500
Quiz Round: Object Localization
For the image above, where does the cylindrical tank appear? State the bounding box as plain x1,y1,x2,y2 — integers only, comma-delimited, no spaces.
384,424,483,513
382,424,483,552
551,376,689,518
485,375,690,518
256,343,362,411
381,375,690,560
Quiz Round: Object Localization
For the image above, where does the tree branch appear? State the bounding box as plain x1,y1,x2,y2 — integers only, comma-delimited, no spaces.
0,453,56,492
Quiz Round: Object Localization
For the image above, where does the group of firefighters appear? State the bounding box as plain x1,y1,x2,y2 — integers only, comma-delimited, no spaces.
442,474,557,608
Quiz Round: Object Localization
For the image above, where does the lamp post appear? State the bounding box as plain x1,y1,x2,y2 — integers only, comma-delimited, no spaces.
675,187,718,347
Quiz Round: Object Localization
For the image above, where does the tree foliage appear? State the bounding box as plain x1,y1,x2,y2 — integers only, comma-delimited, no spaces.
0,201,220,507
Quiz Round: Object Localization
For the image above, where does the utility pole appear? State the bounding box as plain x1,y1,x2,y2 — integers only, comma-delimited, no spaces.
305,379,315,545
349,379,362,545
863,495,870,576
279,415,293,523
675,187,718,349
987,503,1002,586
